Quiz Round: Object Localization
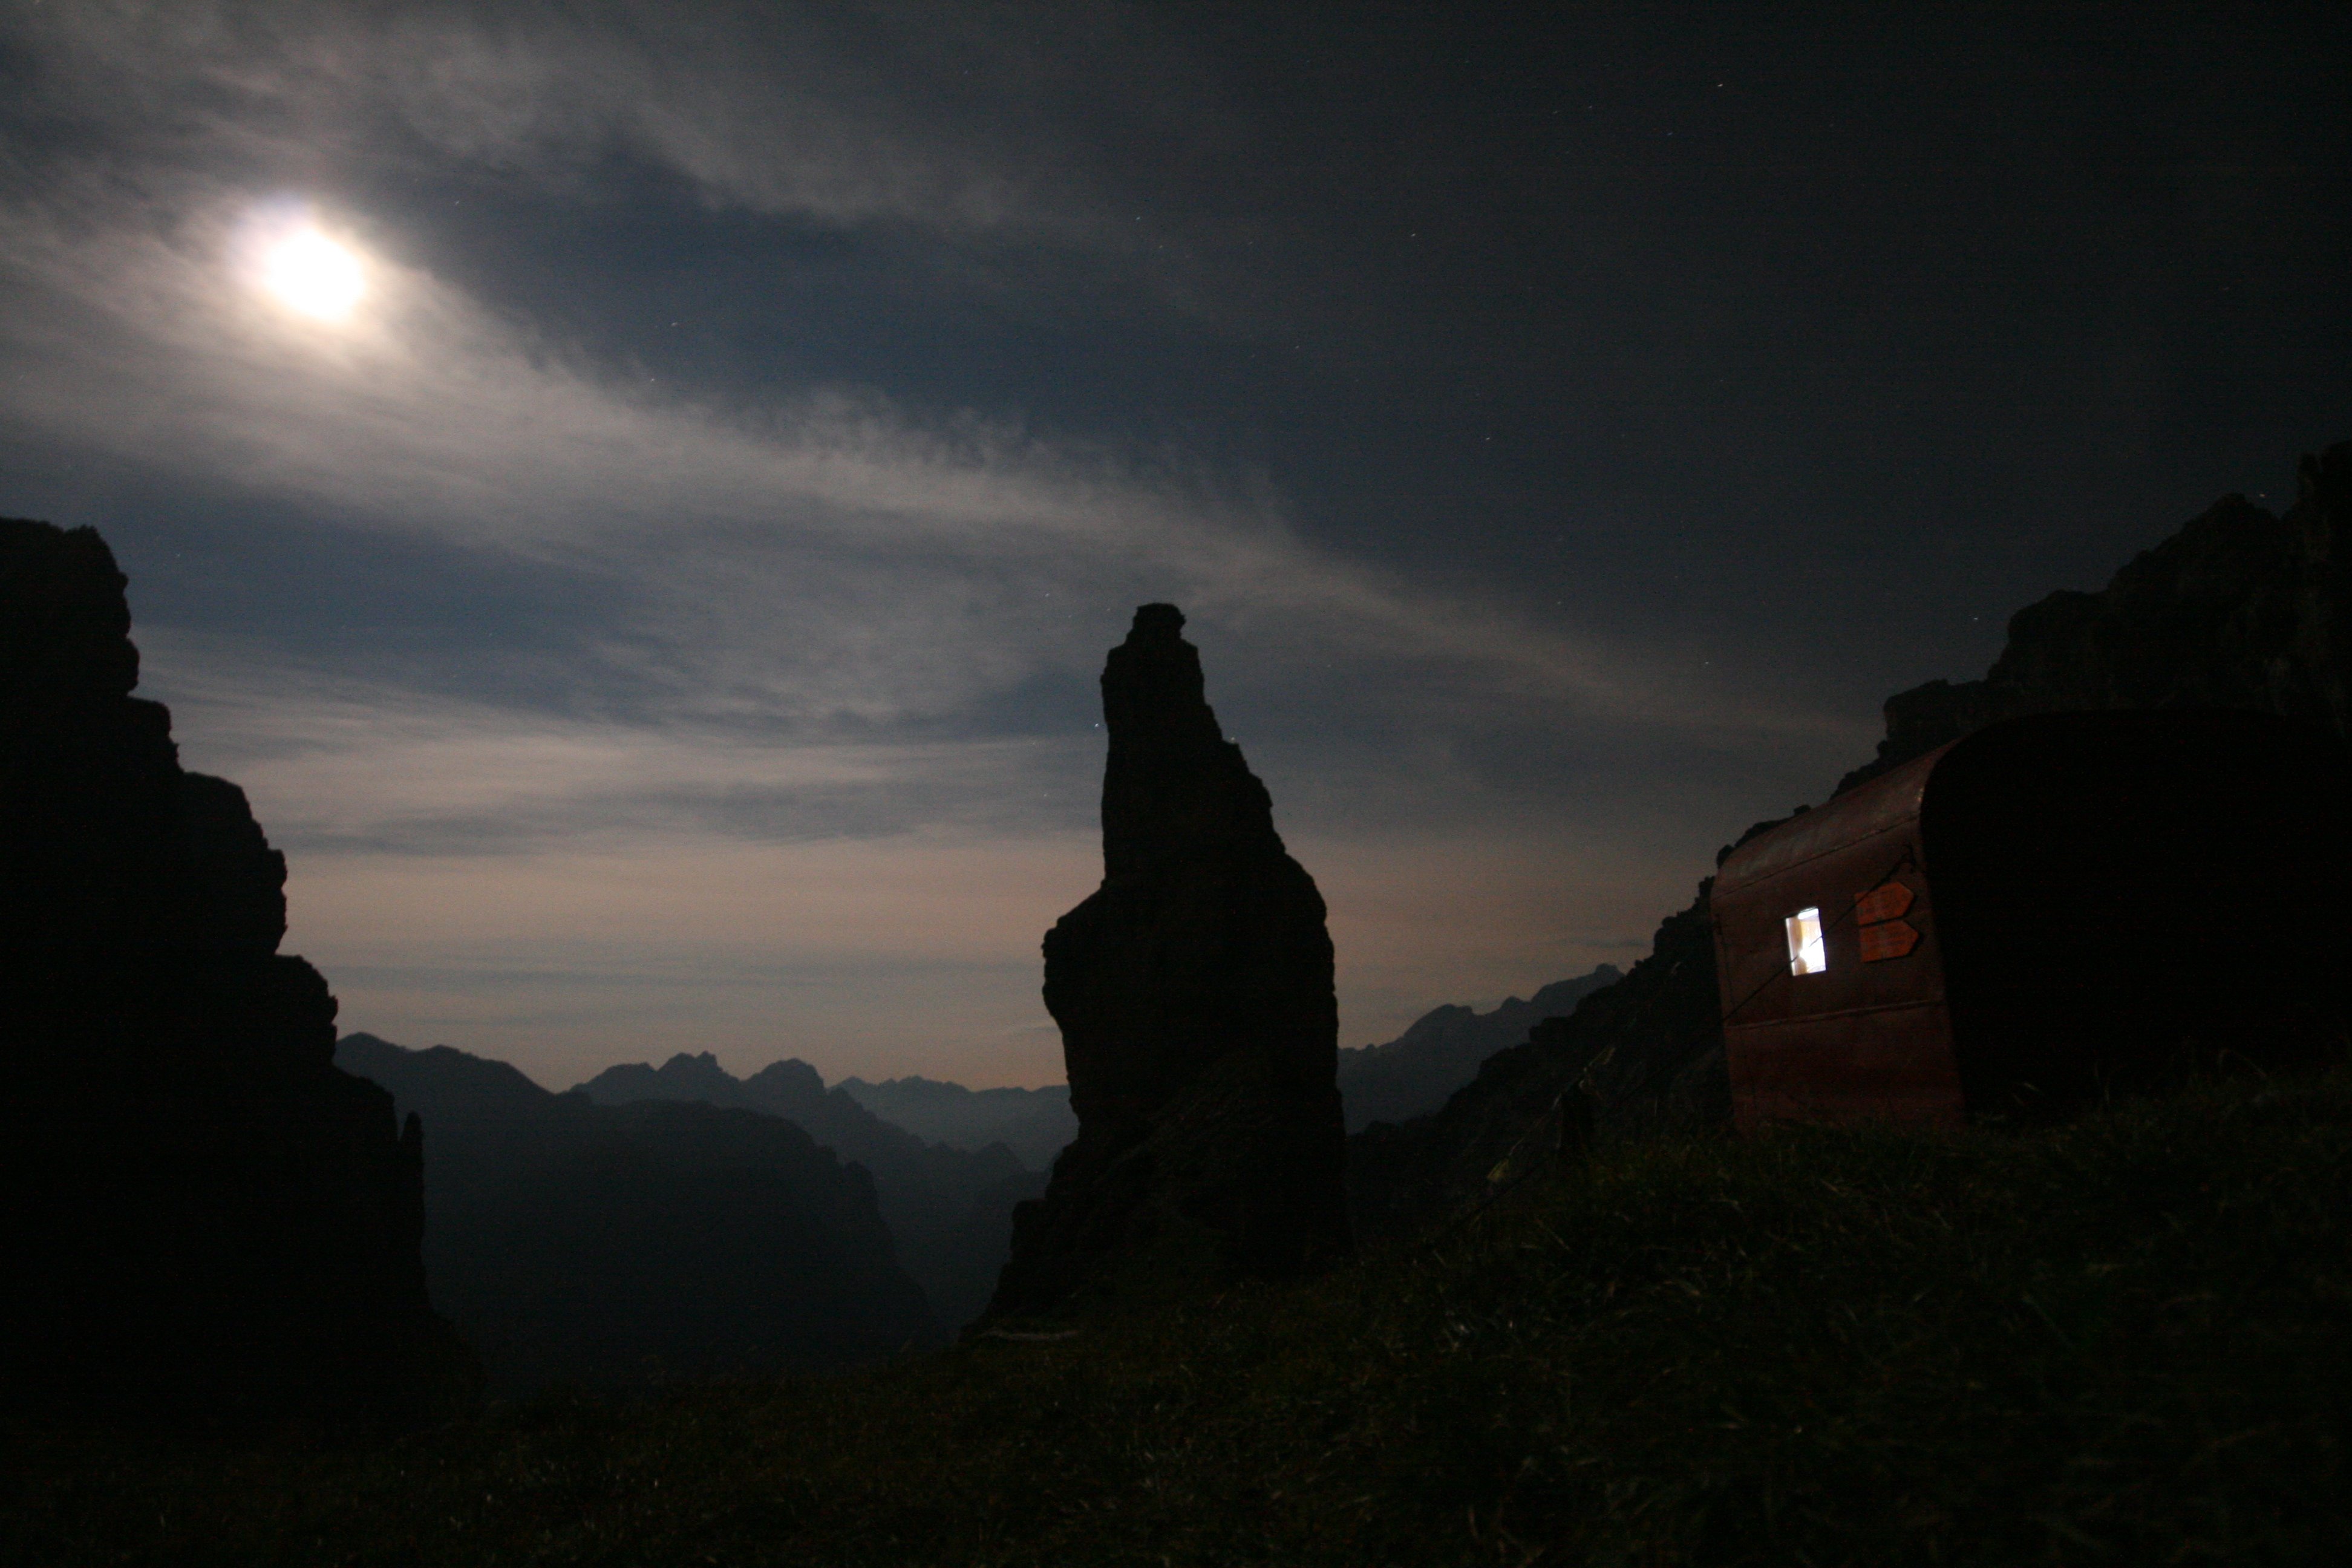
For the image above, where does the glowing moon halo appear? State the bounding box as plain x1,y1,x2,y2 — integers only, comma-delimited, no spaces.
262,228,366,321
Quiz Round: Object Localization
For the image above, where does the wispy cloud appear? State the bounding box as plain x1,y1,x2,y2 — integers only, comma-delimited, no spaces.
141,627,1099,857
0,146,1863,760
4,1,1137,240
0,4,1869,1082
3,162,1858,738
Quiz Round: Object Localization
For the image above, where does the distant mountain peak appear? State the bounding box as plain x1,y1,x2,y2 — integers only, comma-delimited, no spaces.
332,1031,936,1393
650,1051,740,1089
745,1059,826,1097
341,1033,548,1106
835,1077,1074,1171
1336,964,1625,1133
575,1049,1047,1331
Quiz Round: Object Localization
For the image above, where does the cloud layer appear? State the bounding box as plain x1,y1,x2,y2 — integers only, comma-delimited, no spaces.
1,2,1893,1085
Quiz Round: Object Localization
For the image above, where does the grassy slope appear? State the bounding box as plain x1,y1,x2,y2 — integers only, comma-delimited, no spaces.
8,1069,2350,1567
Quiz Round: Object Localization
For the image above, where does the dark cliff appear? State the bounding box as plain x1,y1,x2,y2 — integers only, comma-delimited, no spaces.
987,604,1350,1318
1840,437,2351,792
0,517,470,1427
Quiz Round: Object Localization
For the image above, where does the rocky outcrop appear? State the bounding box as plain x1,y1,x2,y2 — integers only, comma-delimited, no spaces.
1838,438,2352,793
986,604,1350,1318
0,517,471,1427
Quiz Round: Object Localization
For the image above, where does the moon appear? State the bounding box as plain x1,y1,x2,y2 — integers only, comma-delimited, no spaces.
261,227,366,321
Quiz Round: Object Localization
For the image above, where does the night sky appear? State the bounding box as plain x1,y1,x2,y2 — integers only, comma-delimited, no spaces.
3,3,2346,1089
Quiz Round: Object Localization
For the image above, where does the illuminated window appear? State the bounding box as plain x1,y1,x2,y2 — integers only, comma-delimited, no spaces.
1785,907,1827,975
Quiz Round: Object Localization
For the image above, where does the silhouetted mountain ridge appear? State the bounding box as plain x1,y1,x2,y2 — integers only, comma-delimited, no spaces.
1337,965,1622,1133
338,1033,935,1393
574,1051,1044,1331
836,1076,1076,1171
1839,440,2352,792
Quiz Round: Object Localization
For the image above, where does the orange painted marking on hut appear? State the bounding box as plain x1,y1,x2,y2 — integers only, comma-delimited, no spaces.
1853,882,1915,926
1858,918,1921,962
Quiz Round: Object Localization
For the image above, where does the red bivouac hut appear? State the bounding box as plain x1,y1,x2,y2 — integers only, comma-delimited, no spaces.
1712,710,2350,1128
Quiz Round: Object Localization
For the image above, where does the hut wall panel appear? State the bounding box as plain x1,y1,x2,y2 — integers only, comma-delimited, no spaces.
1714,751,1965,1130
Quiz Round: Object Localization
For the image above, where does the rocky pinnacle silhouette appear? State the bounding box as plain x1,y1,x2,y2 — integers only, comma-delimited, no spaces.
987,604,1350,1318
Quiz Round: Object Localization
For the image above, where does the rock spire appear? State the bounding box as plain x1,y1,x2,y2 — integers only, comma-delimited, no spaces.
987,604,1350,1318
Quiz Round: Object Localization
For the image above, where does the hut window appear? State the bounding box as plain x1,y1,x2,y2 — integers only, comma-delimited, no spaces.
1785,908,1828,975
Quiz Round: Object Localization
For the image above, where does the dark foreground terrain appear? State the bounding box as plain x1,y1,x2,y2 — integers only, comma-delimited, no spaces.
7,1067,2348,1567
